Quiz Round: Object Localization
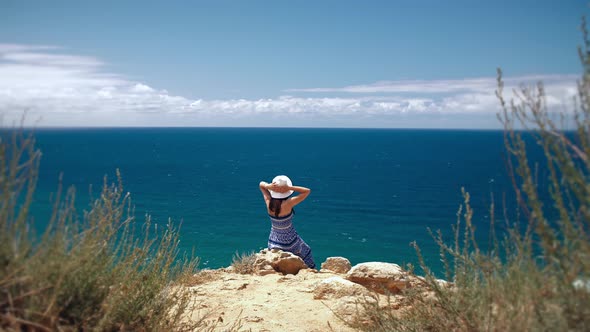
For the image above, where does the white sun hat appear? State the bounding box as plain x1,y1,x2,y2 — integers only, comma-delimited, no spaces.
269,175,294,199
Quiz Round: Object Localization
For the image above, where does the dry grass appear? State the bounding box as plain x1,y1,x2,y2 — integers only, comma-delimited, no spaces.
231,250,258,274
0,129,206,331
348,16,590,332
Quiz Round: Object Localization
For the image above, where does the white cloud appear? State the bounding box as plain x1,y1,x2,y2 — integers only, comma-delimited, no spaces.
131,83,155,93
0,43,579,128
2,52,103,67
285,75,577,95
0,44,57,53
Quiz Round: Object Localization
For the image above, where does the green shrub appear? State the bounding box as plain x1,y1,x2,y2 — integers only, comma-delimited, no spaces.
352,17,590,332
0,130,202,331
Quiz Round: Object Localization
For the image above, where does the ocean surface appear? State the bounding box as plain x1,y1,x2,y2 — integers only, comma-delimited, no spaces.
22,128,524,276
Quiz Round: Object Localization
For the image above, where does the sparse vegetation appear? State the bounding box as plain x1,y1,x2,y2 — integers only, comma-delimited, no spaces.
4,13,590,332
231,250,257,274
0,129,204,330
350,17,590,332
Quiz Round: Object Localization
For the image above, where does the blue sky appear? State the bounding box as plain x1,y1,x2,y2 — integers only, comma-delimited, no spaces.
0,0,586,128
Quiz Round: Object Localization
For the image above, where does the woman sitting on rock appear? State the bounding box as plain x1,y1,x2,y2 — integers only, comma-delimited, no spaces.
259,175,316,269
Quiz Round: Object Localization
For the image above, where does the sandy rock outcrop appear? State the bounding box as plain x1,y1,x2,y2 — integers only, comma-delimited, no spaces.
183,256,442,331
346,262,410,294
320,257,352,274
312,276,383,325
253,248,308,275
330,295,379,324
313,276,370,300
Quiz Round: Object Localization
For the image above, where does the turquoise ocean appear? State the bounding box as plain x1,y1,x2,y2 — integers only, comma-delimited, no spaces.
26,128,520,276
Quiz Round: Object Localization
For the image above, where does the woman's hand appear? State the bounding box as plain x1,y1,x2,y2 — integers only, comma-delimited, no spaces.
267,182,290,193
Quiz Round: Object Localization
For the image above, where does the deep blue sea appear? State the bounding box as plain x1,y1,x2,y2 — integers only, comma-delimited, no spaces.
24,128,521,276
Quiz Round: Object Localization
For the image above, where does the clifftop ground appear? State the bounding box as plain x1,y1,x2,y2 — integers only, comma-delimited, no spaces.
182,252,431,331
186,269,360,331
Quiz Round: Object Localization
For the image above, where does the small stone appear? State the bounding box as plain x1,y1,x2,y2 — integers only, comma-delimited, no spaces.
321,257,352,274
252,249,308,275
573,278,590,292
346,262,408,294
245,316,264,323
276,256,307,275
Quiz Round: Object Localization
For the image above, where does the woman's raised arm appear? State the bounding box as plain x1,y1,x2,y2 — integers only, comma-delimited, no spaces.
286,185,310,207
259,181,271,204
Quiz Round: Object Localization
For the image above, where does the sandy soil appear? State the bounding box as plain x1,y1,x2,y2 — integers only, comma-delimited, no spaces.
186,269,362,332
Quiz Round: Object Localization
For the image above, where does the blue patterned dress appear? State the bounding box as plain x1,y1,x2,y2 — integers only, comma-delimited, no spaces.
268,212,316,269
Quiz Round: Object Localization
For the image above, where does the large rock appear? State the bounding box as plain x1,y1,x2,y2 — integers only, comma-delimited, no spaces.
321,257,352,274
313,276,370,300
253,249,308,275
346,262,410,294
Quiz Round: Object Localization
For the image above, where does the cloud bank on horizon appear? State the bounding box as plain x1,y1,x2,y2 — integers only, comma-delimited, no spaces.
0,44,578,129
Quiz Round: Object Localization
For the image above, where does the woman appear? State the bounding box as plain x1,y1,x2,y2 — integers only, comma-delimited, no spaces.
259,175,316,269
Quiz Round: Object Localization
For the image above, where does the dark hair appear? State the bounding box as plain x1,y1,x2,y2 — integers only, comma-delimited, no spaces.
269,197,288,217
